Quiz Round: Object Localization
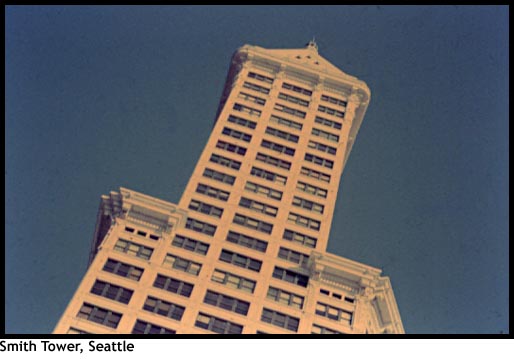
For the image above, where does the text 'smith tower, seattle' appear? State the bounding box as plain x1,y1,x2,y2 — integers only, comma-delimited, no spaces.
54,42,404,334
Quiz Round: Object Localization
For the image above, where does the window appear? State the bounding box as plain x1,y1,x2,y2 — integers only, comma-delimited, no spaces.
239,197,278,217
321,94,347,107
226,230,268,253
261,139,295,156
296,181,327,198
311,324,343,334
304,153,334,169
300,166,331,183
278,92,309,107
266,286,304,309
204,290,250,315
274,103,306,119
256,152,291,170
282,82,312,96
233,213,273,234
315,302,353,325
250,166,287,185
216,139,247,156
132,320,175,334
265,126,299,143
318,105,344,118
219,249,262,272
237,92,266,106
195,313,243,334
222,126,252,142
211,269,256,293
202,167,236,185
90,280,133,304
311,127,339,143
272,266,309,287
189,199,224,218
233,103,261,117
195,183,230,202
244,181,282,201
243,81,270,94
77,303,122,329
321,290,351,303
143,296,185,321
248,71,274,84
163,254,202,276
288,212,321,231
185,217,217,236
292,196,324,214
278,247,310,265
153,274,194,297
283,229,317,248
308,140,337,155
102,259,144,281
67,327,90,334
261,308,300,332
172,235,209,255
114,239,153,260
270,115,303,131
128,228,159,241
315,116,342,130
227,114,257,129
209,153,241,170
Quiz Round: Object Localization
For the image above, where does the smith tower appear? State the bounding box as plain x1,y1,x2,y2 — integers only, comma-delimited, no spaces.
54,42,404,334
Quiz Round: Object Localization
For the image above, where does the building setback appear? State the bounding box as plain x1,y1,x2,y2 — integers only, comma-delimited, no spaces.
54,42,404,334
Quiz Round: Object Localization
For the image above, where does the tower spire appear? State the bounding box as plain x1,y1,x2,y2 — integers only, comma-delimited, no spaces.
306,37,318,52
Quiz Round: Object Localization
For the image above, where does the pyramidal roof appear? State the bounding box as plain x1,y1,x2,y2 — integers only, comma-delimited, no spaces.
244,40,359,83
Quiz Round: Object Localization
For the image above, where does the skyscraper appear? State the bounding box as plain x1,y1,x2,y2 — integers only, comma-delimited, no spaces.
53,42,404,334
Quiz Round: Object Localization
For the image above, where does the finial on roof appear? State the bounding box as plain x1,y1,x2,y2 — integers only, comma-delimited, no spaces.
306,37,318,52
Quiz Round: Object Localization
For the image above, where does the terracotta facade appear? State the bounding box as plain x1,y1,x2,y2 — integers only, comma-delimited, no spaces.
53,42,404,334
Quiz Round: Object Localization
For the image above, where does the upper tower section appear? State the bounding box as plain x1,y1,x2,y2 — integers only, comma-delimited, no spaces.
217,42,370,168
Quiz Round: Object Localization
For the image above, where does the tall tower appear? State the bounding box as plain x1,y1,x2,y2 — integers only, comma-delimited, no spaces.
54,43,404,334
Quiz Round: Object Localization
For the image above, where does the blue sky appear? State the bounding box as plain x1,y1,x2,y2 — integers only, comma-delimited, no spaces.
5,5,509,334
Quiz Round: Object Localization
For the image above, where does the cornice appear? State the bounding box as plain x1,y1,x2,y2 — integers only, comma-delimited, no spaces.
236,44,370,100
308,251,405,334
88,188,188,265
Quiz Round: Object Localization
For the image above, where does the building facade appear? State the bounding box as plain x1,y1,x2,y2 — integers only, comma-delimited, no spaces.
53,42,404,334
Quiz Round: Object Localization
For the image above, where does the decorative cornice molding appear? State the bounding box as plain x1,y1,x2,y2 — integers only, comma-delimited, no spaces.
89,188,189,265
308,251,404,333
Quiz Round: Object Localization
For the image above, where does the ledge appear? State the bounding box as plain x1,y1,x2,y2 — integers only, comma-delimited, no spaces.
87,188,188,265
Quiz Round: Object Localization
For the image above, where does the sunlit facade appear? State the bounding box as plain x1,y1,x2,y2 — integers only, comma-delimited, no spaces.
54,42,404,334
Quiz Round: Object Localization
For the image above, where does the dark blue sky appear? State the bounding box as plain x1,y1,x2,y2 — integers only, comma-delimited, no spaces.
6,5,508,334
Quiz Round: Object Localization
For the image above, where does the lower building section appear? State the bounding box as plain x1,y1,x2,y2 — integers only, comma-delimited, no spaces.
53,188,404,334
